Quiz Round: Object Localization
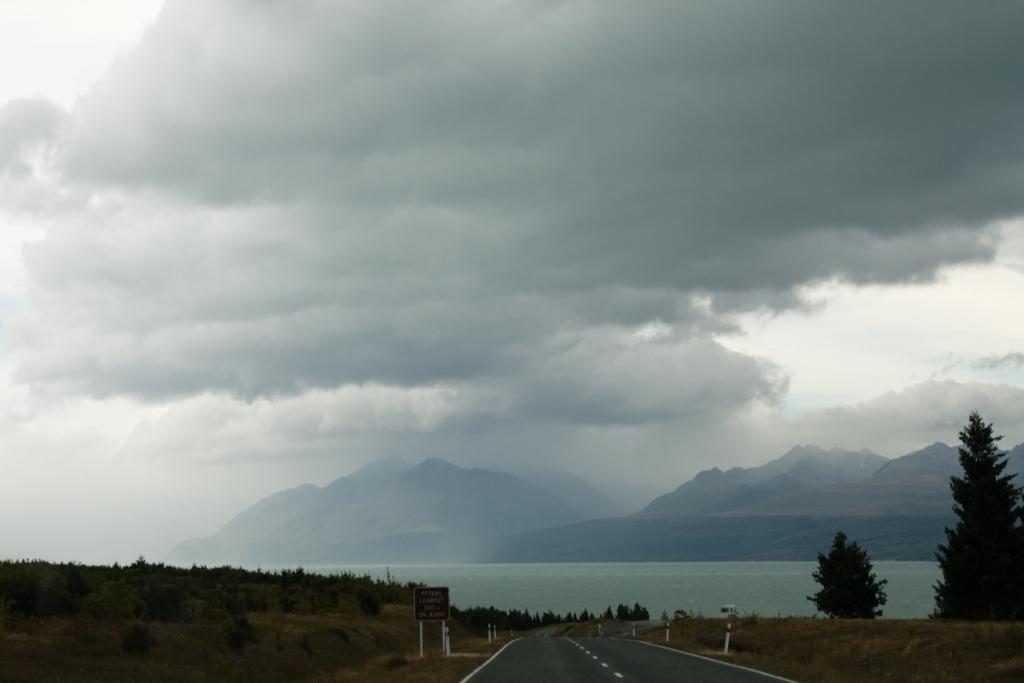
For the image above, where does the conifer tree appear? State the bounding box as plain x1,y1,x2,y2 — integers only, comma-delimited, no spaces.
808,530,887,618
935,412,1024,620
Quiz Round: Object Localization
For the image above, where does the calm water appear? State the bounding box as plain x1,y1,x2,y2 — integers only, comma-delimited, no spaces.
310,562,940,619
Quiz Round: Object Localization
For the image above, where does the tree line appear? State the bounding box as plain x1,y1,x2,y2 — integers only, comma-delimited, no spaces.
453,601,650,633
0,558,413,624
0,554,653,639
809,411,1024,620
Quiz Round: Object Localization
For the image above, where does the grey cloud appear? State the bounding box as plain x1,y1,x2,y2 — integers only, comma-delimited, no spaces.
61,1,1023,291
975,352,1024,370
8,1,1024,413
0,98,65,174
11,199,725,402
511,332,786,425
790,380,1024,457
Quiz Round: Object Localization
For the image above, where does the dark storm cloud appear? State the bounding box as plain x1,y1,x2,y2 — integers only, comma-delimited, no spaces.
9,1,1024,411
62,1,1024,286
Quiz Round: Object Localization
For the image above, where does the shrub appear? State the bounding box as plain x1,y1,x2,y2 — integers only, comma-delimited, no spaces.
0,596,14,630
0,563,77,617
385,655,408,669
141,583,189,622
122,624,155,654
356,588,381,616
225,614,258,652
187,596,228,624
80,581,143,620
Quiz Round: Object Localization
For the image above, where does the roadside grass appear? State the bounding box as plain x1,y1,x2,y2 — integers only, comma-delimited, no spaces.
0,604,501,682
8,608,1023,682
629,615,1024,682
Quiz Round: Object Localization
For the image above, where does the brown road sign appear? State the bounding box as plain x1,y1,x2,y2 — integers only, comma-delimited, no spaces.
414,586,450,621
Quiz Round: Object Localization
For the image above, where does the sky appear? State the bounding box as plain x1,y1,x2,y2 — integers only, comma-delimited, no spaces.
2,0,1024,563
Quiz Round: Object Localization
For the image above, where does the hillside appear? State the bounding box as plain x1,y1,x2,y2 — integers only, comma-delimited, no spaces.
640,446,888,517
0,560,494,682
487,441,1024,561
170,459,582,565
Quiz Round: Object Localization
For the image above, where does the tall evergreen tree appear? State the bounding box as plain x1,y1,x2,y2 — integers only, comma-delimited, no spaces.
808,530,887,618
935,412,1024,620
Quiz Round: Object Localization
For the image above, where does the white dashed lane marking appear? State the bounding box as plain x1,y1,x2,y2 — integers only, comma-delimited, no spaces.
571,638,623,679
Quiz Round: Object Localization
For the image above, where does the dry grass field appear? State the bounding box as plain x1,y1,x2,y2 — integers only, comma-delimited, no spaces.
625,615,1024,682
5,606,1024,681
0,604,501,683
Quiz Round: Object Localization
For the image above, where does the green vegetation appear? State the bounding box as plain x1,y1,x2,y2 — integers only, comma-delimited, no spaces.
615,602,650,621
935,411,1024,620
452,601,650,634
454,605,584,631
808,530,887,618
0,556,414,624
0,560,501,682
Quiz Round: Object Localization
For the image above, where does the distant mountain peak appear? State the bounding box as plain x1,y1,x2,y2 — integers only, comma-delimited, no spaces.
350,456,413,480
639,445,888,517
169,456,583,566
414,456,459,470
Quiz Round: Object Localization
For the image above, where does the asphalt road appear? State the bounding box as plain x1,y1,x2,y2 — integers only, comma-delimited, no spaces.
463,636,798,683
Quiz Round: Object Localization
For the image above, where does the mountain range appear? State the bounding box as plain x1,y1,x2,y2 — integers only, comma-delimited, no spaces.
170,458,590,565
489,442,1024,561
170,442,1024,564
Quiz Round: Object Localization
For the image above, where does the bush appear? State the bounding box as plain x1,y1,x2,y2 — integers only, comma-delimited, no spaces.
0,596,14,630
356,588,381,616
187,596,228,624
385,655,408,669
141,583,189,622
80,581,143,620
122,624,155,654
0,563,78,617
225,614,258,652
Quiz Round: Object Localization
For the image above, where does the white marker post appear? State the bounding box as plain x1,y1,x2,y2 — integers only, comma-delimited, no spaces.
487,623,492,643
598,624,602,637
665,623,670,643
724,622,731,654
632,623,636,638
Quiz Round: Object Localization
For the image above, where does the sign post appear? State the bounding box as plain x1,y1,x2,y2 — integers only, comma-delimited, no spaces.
414,587,450,657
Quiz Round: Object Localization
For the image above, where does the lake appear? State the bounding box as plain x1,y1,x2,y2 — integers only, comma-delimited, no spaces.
311,562,940,619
